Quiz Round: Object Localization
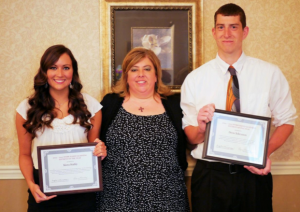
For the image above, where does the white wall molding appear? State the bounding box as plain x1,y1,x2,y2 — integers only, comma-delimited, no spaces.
270,162,300,175
1,162,300,179
185,161,300,177
0,166,23,179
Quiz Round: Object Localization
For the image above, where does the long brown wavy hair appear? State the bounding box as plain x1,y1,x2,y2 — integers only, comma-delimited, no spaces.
23,45,92,138
112,47,173,98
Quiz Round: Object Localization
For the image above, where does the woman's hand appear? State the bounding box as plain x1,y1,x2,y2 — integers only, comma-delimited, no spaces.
29,183,56,203
93,138,107,160
16,113,56,203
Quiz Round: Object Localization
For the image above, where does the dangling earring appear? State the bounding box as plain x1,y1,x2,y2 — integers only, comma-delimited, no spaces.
69,83,73,89
45,82,48,89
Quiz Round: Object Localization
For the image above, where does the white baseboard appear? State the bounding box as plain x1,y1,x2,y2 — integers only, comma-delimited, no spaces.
0,162,300,179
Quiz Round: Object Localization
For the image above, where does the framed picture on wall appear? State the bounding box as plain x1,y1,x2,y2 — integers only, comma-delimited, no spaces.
131,26,174,85
110,6,193,90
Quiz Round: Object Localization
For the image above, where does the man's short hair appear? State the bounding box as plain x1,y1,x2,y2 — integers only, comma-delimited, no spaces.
214,3,246,28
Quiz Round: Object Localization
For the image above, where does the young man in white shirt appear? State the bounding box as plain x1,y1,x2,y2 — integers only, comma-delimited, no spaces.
181,3,297,212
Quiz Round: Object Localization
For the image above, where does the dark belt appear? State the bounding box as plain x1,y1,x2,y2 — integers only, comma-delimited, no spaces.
198,159,246,174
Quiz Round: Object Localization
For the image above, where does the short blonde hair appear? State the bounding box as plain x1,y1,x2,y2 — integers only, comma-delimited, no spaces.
112,47,172,97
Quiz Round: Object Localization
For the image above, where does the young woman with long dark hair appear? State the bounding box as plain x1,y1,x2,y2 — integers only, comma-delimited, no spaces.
16,45,106,212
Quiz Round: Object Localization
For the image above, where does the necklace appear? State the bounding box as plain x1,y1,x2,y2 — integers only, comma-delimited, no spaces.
136,98,154,112
56,100,69,109
126,95,159,113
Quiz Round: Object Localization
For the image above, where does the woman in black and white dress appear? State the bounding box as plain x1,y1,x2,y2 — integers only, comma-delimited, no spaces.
97,47,190,211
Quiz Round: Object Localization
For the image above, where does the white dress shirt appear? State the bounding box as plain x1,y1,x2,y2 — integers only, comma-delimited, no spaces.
181,52,297,160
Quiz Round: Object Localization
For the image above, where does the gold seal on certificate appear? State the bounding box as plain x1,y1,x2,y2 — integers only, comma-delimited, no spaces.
37,143,102,195
202,109,271,168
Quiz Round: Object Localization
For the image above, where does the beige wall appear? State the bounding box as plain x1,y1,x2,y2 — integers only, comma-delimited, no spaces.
202,0,300,163
0,0,299,211
0,0,102,166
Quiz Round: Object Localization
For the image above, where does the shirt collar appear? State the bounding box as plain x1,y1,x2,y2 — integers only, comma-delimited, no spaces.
216,52,247,75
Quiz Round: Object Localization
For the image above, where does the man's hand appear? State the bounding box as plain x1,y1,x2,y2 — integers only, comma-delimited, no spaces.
197,103,215,133
184,104,215,145
244,157,271,175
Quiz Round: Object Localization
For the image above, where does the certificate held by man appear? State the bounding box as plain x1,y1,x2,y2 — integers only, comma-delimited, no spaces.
37,143,103,195
202,109,271,168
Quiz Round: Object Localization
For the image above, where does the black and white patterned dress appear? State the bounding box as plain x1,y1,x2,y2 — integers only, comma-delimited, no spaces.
98,107,190,211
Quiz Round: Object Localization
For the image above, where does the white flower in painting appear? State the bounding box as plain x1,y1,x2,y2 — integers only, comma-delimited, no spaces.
141,34,171,55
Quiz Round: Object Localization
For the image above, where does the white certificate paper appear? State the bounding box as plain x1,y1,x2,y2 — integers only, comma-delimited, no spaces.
38,143,102,195
203,110,271,168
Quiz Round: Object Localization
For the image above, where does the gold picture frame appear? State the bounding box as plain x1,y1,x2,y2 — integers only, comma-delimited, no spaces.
110,6,193,90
